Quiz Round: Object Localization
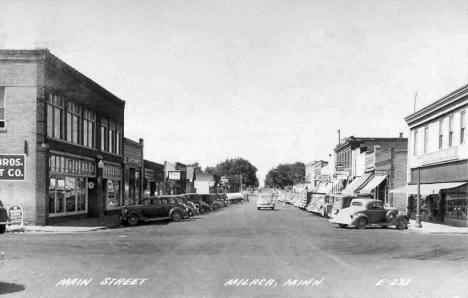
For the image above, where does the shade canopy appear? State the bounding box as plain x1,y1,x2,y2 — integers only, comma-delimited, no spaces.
389,182,466,195
341,172,373,195
359,175,388,195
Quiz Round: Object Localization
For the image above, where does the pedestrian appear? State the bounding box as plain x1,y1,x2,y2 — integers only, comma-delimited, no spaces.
245,194,249,202
282,199,286,208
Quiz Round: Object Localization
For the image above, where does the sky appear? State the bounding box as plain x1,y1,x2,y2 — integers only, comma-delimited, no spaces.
2,0,468,184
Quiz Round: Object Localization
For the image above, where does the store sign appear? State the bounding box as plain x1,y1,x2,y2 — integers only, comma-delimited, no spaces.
418,147,458,165
168,171,181,180
0,155,25,181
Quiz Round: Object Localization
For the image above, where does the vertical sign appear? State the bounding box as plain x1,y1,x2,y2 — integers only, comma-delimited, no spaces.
0,155,26,180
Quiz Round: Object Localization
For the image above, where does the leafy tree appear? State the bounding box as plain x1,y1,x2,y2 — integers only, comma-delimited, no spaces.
187,162,203,173
265,162,305,188
205,158,259,191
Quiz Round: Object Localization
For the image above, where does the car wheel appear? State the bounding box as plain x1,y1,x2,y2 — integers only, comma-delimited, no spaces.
271,207,274,210
172,211,182,222
127,214,139,226
396,218,408,230
0,224,6,234
338,224,348,228
257,207,260,210
356,218,367,229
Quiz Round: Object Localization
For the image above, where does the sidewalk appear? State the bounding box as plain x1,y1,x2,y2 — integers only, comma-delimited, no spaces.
6,214,122,233
407,219,468,234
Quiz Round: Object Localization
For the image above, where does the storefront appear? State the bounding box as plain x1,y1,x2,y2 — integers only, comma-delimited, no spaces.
102,162,123,209
341,172,373,196
48,152,95,216
124,138,144,206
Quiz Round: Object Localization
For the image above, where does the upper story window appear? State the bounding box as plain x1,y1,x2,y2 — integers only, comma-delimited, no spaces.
116,124,123,155
461,111,466,144
66,102,82,144
47,94,64,139
413,130,418,156
439,120,444,149
101,118,108,152
101,118,123,155
448,115,454,147
83,109,96,148
424,126,429,153
0,87,5,128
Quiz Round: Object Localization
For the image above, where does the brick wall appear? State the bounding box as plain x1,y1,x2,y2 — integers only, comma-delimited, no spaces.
0,60,38,223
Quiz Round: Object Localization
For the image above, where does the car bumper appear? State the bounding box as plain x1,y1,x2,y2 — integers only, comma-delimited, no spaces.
257,204,275,208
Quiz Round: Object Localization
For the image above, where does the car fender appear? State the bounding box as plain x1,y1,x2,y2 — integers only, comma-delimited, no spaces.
351,213,369,225
169,207,185,217
385,210,398,222
395,214,409,222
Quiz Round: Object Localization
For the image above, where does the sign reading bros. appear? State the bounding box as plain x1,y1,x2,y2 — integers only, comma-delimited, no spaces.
0,155,26,180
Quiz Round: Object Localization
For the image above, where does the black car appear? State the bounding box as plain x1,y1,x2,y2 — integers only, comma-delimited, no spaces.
120,196,189,226
0,200,8,234
183,193,212,213
173,195,198,216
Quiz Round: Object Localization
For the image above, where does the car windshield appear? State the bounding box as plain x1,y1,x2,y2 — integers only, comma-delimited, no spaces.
351,202,362,206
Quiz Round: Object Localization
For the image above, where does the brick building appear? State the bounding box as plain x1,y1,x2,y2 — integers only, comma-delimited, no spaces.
0,49,125,225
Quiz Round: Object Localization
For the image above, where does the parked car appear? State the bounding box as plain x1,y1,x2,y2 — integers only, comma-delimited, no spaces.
257,195,275,210
119,196,189,226
0,200,8,234
329,199,409,230
328,195,371,218
200,194,221,210
307,194,331,217
213,193,229,206
183,193,212,213
173,195,198,216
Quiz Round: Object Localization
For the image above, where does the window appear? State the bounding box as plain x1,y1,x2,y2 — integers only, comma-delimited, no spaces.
449,115,454,147
109,120,115,153
461,111,466,144
47,94,64,139
424,126,429,153
0,87,5,128
83,109,96,148
439,120,444,149
116,124,123,155
66,102,82,144
49,176,87,214
101,118,108,151
413,130,418,156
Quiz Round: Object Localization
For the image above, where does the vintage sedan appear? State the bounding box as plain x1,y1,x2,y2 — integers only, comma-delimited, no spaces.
257,195,275,210
120,196,189,226
0,200,8,234
329,199,409,230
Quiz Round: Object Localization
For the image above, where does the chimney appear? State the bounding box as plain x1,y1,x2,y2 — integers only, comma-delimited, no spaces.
399,132,403,138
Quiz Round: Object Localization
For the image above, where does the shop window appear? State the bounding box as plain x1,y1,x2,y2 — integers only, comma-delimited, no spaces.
49,175,87,215
66,102,82,144
0,87,5,128
47,94,64,139
448,115,454,147
83,109,96,148
461,111,465,144
106,179,121,208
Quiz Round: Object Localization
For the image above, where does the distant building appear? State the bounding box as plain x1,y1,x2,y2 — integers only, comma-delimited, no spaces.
195,173,215,194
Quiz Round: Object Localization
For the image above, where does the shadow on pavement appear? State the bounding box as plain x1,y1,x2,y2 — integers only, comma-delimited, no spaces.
0,282,25,295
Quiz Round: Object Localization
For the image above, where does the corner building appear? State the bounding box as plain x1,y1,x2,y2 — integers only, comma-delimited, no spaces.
0,49,125,225
394,84,468,227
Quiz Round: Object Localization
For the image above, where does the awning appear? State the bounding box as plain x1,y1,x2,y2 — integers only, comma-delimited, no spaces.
389,182,467,195
314,182,333,194
341,172,373,196
359,175,388,195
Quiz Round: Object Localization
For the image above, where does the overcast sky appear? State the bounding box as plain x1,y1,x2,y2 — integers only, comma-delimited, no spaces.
2,0,468,184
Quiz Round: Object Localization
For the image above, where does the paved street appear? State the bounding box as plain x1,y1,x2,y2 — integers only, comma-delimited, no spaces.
1,194,468,298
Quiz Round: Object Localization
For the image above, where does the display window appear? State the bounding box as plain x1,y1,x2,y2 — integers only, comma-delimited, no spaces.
49,175,88,215
106,179,121,208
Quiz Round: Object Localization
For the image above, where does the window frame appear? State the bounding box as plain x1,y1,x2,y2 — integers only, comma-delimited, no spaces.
47,94,64,140
449,115,454,147
413,129,418,156
461,111,466,145
439,120,444,149
0,87,5,129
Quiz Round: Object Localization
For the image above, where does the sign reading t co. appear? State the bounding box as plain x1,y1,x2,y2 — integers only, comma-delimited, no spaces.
0,154,26,181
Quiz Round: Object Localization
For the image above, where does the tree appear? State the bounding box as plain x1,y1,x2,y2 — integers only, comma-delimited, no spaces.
205,158,259,191
265,162,305,189
187,162,203,173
